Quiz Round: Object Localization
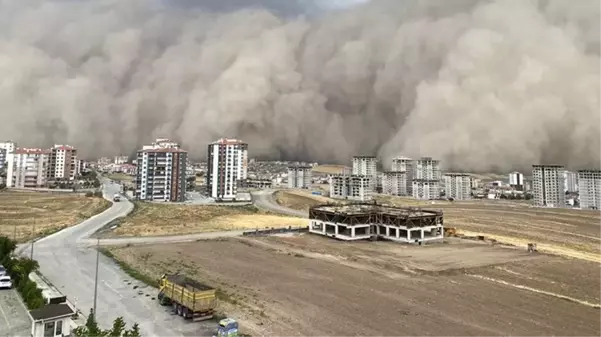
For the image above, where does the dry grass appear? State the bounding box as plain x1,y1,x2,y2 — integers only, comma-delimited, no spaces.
311,164,349,174
273,190,335,211
109,202,308,237
106,172,134,182
0,190,111,241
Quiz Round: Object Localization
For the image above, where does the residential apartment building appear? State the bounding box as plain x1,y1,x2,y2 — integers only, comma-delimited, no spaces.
381,171,408,196
578,170,601,210
563,170,578,193
135,148,187,202
412,157,441,200
508,171,524,190
6,148,50,188
287,165,312,189
114,156,129,164
532,165,566,208
444,173,472,200
0,141,16,154
352,156,378,191
0,148,6,169
329,174,372,201
48,145,78,180
391,156,413,173
206,138,248,201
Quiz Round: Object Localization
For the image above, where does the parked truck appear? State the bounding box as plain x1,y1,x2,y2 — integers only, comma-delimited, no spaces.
157,274,217,320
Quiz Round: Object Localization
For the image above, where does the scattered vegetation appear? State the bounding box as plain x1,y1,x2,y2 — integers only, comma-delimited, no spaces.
73,309,141,337
0,236,45,309
100,249,157,287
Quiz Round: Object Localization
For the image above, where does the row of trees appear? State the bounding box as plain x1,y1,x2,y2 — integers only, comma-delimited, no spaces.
73,309,141,337
0,237,45,309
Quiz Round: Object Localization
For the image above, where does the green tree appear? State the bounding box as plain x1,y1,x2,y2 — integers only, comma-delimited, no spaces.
124,323,141,337
106,317,126,337
72,311,142,337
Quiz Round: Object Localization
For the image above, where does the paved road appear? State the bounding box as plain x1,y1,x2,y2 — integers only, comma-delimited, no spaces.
0,289,31,337
20,181,207,336
251,190,308,218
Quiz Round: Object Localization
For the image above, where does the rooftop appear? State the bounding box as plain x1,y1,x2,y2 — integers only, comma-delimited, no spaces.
211,138,247,145
139,148,187,153
310,203,441,217
13,148,49,155
29,303,75,321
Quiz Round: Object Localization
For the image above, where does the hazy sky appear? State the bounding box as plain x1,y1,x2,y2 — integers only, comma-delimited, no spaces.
0,0,598,171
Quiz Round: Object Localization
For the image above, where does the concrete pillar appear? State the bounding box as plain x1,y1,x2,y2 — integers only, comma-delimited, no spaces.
322,222,326,234
351,227,355,238
396,227,400,238
421,229,424,239
385,226,389,237
335,224,339,236
406,230,410,241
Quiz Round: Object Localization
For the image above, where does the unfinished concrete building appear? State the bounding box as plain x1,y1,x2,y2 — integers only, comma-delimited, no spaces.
352,156,378,191
381,171,408,196
578,170,601,210
329,174,372,201
287,165,312,189
411,157,441,200
309,203,444,243
444,173,472,200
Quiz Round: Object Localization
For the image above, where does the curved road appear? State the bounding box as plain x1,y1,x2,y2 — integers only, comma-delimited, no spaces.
19,182,305,336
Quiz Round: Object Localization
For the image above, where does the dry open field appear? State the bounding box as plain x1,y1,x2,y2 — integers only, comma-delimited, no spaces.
106,202,308,237
273,190,335,211
0,190,110,241
311,164,349,175
109,234,600,336
106,172,134,182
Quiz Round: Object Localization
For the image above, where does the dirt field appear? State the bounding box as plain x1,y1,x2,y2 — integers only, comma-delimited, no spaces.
273,190,335,211
311,164,349,174
109,235,600,336
106,172,134,182
106,202,308,237
0,190,110,241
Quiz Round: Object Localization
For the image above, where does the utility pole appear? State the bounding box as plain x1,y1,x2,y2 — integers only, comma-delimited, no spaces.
30,218,36,260
93,238,100,316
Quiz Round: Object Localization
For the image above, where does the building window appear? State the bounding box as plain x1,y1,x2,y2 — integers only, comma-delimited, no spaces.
55,320,62,335
44,321,55,337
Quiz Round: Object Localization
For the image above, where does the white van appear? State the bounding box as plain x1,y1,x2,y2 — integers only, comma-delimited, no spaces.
0,275,12,289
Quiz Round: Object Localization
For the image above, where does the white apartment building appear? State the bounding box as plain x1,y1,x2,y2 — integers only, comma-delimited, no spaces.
411,157,441,200
578,170,601,210
444,173,472,200
532,165,566,208
352,156,378,191
48,145,78,180
0,148,6,169
135,148,187,202
6,148,49,188
287,165,312,189
381,171,408,196
206,138,248,201
329,174,372,201
142,138,180,150
508,171,524,189
391,156,413,173
0,141,16,154
412,180,440,200
563,170,578,193
114,156,129,164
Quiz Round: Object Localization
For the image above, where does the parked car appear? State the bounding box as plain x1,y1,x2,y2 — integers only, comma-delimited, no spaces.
0,276,12,289
0,265,6,277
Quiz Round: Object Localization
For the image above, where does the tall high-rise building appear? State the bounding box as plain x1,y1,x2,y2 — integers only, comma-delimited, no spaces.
6,148,50,188
0,141,16,154
329,174,372,201
391,156,413,195
352,156,378,191
381,171,408,196
563,170,578,193
578,170,601,210
532,165,565,208
142,138,180,150
135,148,187,202
412,157,441,200
206,138,248,201
444,173,472,200
48,145,78,180
288,165,312,189
0,148,6,169
508,171,524,190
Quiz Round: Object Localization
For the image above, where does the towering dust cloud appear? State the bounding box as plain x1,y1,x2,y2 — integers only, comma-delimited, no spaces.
0,0,599,172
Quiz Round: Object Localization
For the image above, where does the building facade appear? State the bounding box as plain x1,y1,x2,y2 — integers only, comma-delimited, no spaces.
444,173,472,200
329,174,372,201
135,148,187,202
578,170,600,210
0,148,6,169
411,157,441,200
381,171,408,196
142,138,180,150
352,156,378,191
287,165,312,189
206,138,248,201
48,145,78,180
564,170,578,193
532,165,566,208
508,171,524,190
6,148,50,188
0,141,16,154
114,155,129,164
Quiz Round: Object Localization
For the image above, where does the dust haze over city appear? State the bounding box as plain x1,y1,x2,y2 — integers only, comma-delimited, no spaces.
0,0,599,172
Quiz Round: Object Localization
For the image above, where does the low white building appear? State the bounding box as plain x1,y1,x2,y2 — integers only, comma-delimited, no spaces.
29,303,75,337
444,173,472,200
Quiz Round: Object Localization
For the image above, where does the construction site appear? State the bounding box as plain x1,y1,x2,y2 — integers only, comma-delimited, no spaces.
309,203,444,243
